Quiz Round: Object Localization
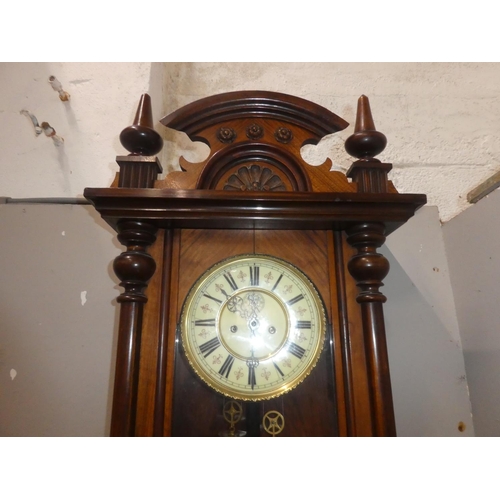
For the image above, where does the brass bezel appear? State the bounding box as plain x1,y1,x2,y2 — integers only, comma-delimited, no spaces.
180,254,327,401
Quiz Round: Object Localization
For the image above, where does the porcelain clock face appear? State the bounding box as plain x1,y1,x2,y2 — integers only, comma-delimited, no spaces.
180,254,326,401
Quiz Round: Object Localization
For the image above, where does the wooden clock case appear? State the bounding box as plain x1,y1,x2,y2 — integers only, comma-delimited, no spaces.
84,90,426,437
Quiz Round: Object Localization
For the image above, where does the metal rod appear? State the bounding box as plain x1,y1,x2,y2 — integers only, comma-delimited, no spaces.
1,197,91,205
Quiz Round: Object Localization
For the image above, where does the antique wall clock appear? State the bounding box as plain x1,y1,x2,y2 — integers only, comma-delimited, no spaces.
84,90,426,437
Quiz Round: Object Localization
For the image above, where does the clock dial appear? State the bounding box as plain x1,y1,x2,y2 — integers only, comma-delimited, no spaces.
180,254,326,401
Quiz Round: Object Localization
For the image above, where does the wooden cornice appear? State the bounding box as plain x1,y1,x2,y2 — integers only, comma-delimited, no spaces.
160,90,349,142
84,188,426,234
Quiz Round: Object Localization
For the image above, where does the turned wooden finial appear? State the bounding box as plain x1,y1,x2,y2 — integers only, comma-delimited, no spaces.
119,94,163,156
345,95,387,161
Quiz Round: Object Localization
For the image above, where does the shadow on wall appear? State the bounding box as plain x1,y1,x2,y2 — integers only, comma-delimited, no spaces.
443,187,500,437
383,244,474,437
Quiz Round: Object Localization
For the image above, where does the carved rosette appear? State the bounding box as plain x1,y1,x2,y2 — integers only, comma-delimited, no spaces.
217,127,237,143
274,127,293,144
224,164,286,192
246,123,264,139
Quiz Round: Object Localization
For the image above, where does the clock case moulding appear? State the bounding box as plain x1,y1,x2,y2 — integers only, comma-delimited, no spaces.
84,90,426,437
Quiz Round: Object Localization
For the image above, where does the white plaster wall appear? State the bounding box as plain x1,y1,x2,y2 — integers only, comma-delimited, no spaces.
0,62,156,198
2,62,499,223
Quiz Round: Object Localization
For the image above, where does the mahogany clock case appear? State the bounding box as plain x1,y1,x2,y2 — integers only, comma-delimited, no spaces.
84,90,426,437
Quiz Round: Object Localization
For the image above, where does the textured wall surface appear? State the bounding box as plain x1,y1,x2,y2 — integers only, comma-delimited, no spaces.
0,62,154,199
1,62,499,223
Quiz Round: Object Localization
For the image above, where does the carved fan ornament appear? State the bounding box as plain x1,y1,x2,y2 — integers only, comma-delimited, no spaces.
224,164,286,192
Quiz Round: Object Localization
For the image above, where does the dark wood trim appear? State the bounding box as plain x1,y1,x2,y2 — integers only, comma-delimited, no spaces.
160,90,349,140
84,188,426,235
327,232,346,436
153,229,174,436
360,301,395,436
333,230,357,436
347,161,393,194
116,156,163,189
163,229,181,436
110,302,142,436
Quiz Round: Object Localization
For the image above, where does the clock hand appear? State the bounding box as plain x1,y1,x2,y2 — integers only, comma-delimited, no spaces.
246,357,259,389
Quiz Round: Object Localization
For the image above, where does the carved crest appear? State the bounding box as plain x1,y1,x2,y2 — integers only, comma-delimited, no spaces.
156,91,357,193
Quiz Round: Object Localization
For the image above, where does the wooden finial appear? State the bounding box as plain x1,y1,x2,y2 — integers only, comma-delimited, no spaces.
119,94,163,156
345,95,387,161
355,95,376,132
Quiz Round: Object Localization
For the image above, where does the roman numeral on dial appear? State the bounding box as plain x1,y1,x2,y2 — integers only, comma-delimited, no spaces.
194,318,216,327
203,293,222,304
199,337,221,357
250,265,260,286
248,365,256,389
286,341,306,359
296,320,312,329
218,355,235,378
287,294,304,306
247,360,258,389
223,272,238,291
271,273,283,292
273,360,284,377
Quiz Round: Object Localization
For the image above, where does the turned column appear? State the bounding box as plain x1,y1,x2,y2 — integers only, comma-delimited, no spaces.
110,94,163,436
346,222,395,436
111,220,157,436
